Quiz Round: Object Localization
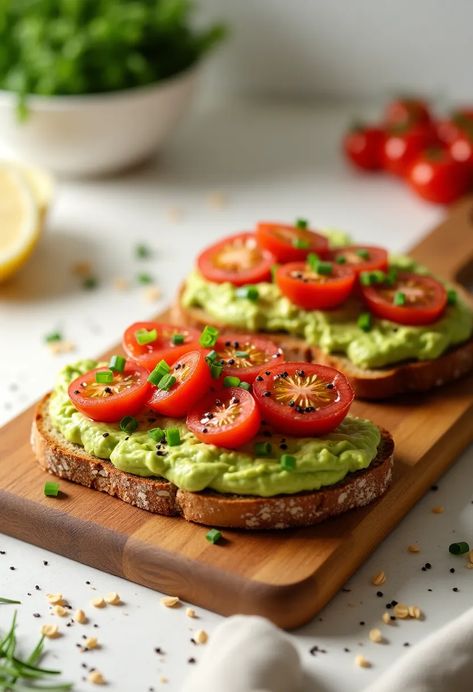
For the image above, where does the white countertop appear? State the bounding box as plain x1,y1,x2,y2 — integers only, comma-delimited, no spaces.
1,100,472,692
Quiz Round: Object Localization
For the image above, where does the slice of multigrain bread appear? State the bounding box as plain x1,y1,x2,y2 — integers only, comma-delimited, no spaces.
173,287,473,400
32,395,394,530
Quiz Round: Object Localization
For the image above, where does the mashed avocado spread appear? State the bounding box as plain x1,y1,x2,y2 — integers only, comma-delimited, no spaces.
50,361,381,497
181,255,473,370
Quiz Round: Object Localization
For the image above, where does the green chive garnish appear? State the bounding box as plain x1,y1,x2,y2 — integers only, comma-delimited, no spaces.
295,218,309,229
148,360,170,385
271,263,280,281
171,333,185,345
394,291,406,306
44,331,62,343
206,528,222,544
280,454,296,470
166,428,181,446
44,481,60,497
199,325,219,347
109,354,126,373
210,363,223,379
235,351,249,358
335,255,347,264
136,243,151,259
158,374,176,391
148,427,165,443
235,286,259,301
120,416,138,433
254,441,272,457
356,248,370,260
238,381,251,391
95,369,113,384
307,252,319,272
137,272,153,284
360,270,386,286
205,350,218,363
449,541,470,555
315,260,333,276
447,289,457,305
82,276,98,290
385,267,398,286
292,237,310,249
135,328,157,345
357,312,372,332
0,597,21,604
224,376,240,387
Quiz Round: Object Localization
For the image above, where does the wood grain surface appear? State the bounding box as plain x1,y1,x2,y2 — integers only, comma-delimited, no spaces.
1,197,473,629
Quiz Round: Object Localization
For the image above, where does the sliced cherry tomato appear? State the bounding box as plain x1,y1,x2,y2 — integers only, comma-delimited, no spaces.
197,232,275,285
68,362,152,423
407,149,472,205
276,261,356,310
253,362,354,437
448,132,473,171
382,124,437,176
330,245,388,277
123,322,201,371
214,334,284,384
342,125,385,171
148,350,212,418
383,98,431,128
360,271,447,326
256,222,329,262
186,387,261,449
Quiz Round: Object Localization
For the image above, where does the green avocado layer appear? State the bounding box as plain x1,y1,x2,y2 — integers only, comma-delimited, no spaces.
181,256,473,370
49,360,381,497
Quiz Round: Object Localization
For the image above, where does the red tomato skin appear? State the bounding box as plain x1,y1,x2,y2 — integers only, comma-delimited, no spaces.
252,362,354,437
123,322,201,371
186,387,261,449
197,232,275,286
360,272,447,326
148,350,212,418
276,262,356,310
382,125,437,176
68,364,152,423
215,334,284,384
448,133,473,170
256,222,330,262
383,99,431,128
436,119,463,145
342,126,385,171
330,245,388,277
407,151,472,205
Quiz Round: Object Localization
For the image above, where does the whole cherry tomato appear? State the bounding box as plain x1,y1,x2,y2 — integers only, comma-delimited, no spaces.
383,98,431,128
382,124,437,176
449,132,473,171
342,125,385,171
407,149,472,204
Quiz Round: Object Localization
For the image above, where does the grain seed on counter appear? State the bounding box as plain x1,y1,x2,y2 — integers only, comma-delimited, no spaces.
432,505,444,514
160,596,180,608
53,605,67,617
113,276,130,291
104,592,121,605
407,544,421,553
194,629,208,645
186,607,197,619
74,609,87,624
371,571,386,586
159,676,168,684
408,606,423,619
142,285,161,303
355,655,371,668
41,623,60,638
85,637,99,650
369,628,383,643
91,597,106,609
393,604,410,619
88,670,106,685
382,612,394,625
47,593,65,605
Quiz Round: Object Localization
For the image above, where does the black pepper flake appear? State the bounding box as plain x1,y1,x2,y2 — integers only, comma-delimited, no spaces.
390,616,396,621
403,642,410,647
391,600,398,606
376,591,383,597
450,568,455,573
453,587,459,592
81,663,88,669
256,376,263,382
9,566,15,570
265,371,270,376
187,657,196,664
33,613,41,618
35,585,40,590
359,621,365,626
279,443,288,450
154,647,164,655
430,484,439,491
386,603,392,609
263,430,272,437
0,550,5,555
190,638,197,645
425,562,432,569
43,560,48,566
93,624,99,628
85,580,91,585
326,383,334,389
102,432,109,438
344,647,350,652
428,588,432,592
263,391,271,397
341,587,351,593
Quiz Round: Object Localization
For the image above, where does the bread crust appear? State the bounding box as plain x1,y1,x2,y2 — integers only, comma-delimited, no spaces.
174,286,473,400
32,395,394,530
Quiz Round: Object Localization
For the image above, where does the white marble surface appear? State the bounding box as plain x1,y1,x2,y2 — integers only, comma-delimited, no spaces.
1,101,472,692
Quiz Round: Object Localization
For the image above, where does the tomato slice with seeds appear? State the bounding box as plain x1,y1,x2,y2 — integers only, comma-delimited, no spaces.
330,245,388,277
360,271,447,326
215,333,284,384
276,261,356,310
123,322,201,370
197,232,275,285
148,350,212,418
253,362,354,437
186,387,261,449
256,222,329,263
68,363,152,423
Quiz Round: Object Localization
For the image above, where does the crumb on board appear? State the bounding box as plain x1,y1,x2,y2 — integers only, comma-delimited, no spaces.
160,596,180,608
206,191,228,209
105,592,121,605
47,593,65,605
407,544,421,553
113,277,130,291
74,609,87,624
393,604,410,619
194,629,208,645
369,628,383,643
371,571,386,586
91,597,106,609
355,654,371,668
142,285,161,303
41,624,60,638
432,505,444,514
53,605,67,617
185,608,197,619
88,670,105,685
71,261,92,277
85,636,99,650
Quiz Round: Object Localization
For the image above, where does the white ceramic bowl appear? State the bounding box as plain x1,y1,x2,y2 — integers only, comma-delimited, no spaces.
0,66,198,177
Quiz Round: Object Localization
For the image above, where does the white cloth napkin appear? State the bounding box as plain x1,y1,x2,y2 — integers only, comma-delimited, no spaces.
181,608,473,692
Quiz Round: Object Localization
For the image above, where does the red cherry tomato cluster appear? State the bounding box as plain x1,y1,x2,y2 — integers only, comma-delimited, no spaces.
343,97,473,204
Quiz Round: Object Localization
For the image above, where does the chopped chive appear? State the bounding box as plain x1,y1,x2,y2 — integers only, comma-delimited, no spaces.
44,481,60,497
235,351,249,358
206,528,222,544
235,285,259,301
394,291,406,306
210,363,223,379
199,325,219,348
238,381,251,391
158,374,176,391
224,375,240,387
205,350,218,363
271,263,280,281
307,252,319,272
360,270,386,286
120,416,138,433
0,597,22,604
357,312,372,332
356,248,370,260
148,359,170,385
82,276,98,290
135,328,157,345
95,369,113,384
447,289,457,305
109,354,126,373
385,267,398,286
171,333,185,345
292,237,310,249
280,454,296,470
137,272,153,284
295,218,309,229
44,331,62,343
449,541,470,555
166,428,181,446
135,243,151,259
254,441,272,456
335,255,347,264
315,260,333,276
148,427,165,443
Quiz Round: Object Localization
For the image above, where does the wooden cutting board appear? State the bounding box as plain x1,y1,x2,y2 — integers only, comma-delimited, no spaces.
1,198,473,630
